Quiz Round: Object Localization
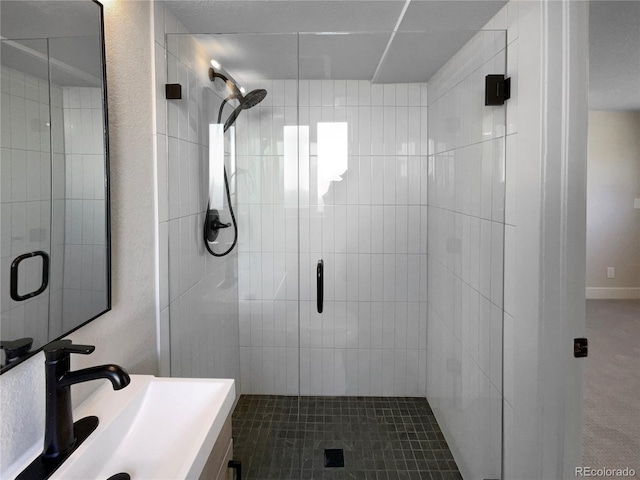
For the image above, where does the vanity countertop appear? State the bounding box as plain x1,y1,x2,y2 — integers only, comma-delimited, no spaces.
4,375,236,480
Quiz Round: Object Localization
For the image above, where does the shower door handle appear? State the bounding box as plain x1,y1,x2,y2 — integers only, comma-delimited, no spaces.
317,259,323,314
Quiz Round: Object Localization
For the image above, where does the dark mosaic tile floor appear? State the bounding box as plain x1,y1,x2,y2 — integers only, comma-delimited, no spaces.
232,395,462,480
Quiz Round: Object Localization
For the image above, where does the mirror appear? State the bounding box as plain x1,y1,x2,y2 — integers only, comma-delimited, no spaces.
0,0,110,372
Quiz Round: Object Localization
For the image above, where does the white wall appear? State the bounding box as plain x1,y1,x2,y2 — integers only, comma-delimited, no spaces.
236,79,429,397
0,0,158,473
586,111,640,299
152,4,241,386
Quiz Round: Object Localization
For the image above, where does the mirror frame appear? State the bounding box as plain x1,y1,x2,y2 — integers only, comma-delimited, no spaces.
1,0,111,374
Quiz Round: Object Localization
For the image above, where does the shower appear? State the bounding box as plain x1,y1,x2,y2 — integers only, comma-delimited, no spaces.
204,67,267,257
163,25,512,479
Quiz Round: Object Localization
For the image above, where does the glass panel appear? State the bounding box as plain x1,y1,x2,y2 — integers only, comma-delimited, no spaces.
426,29,507,479
0,38,53,366
164,34,299,392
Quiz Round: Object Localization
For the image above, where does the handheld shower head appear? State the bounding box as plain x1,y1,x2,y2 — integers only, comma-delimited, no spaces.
205,68,269,258
223,89,267,132
209,66,268,129
240,89,267,109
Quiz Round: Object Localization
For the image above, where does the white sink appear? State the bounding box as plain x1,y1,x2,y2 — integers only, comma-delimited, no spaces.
6,375,235,480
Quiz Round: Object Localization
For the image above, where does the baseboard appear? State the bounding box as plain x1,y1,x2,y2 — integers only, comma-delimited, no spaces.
585,287,640,299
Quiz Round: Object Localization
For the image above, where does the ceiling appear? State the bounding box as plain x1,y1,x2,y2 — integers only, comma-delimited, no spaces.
165,0,508,83
589,1,640,111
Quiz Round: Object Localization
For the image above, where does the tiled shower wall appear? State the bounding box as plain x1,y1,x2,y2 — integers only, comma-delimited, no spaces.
153,3,241,385
236,79,430,396
0,66,63,350
425,27,507,479
60,87,108,332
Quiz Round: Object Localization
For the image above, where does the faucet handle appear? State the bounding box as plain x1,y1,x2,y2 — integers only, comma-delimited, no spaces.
44,340,95,362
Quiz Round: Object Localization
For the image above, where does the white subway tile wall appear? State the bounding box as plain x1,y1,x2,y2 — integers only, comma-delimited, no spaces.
155,5,240,386
236,79,429,396
425,28,507,479
60,87,108,332
0,66,58,350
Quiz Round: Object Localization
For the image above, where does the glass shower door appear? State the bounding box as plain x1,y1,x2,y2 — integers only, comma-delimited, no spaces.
298,29,508,479
298,31,430,399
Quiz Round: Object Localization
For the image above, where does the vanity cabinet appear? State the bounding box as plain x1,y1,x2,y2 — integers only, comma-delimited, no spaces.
199,415,234,480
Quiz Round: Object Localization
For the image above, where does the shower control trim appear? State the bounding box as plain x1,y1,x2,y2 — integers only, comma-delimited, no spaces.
205,209,231,243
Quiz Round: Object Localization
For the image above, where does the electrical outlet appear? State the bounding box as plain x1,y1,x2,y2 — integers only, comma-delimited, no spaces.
634,198,640,209
607,267,615,279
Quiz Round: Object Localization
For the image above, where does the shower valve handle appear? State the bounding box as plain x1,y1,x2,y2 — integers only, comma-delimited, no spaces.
212,218,231,229
206,209,231,243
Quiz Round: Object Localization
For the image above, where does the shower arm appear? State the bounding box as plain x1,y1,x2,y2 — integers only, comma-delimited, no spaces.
210,70,230,83
210,68,242,101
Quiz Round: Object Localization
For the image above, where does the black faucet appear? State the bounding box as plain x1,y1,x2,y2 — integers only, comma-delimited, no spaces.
43,340,131,458
17,340,131,480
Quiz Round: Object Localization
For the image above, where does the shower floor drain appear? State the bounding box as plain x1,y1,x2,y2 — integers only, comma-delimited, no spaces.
324,449,344,468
